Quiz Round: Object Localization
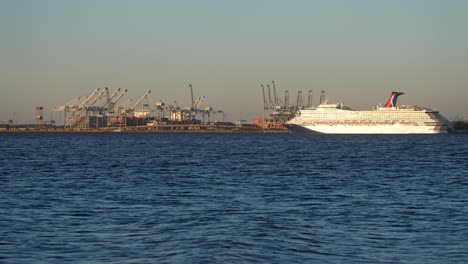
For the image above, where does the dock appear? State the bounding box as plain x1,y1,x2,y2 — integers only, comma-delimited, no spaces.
0,124,289,134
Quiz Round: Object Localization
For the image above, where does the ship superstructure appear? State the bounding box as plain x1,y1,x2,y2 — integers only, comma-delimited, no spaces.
284,92,451,134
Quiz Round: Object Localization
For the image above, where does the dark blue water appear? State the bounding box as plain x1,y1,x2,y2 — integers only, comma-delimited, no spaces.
1,133,467,263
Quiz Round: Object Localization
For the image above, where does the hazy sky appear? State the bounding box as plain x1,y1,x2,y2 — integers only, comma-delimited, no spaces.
1,0,467,123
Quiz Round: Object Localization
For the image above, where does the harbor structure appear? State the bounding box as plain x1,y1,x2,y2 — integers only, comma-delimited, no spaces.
53,84,222,128
258,80,315,128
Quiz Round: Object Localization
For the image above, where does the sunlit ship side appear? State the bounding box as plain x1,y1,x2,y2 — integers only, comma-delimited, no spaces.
284,92,451,134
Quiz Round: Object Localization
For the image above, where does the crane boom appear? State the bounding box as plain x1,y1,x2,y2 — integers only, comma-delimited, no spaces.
261,84,268,110
108,89,127,113
296,91,303,111
109,88,121,102
267,84,273,110
272,80,278,105
113,89,127,105
78,88,100,110
103,87,111,108
189,84,194,108
319,90,325,105
100,87,122,108
194,96,205,109
307,89,313,108
89,89,105,107
130,90,151,110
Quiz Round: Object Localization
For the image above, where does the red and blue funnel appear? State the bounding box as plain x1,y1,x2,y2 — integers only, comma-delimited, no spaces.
384,92,404,108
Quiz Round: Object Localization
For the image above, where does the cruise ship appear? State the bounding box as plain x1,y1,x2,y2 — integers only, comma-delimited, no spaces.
284,92,451,134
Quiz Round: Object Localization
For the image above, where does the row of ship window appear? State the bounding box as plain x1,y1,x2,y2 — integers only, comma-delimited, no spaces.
302,114,428,120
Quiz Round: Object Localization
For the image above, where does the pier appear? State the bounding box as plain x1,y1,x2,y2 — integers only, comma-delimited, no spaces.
0,124,288,134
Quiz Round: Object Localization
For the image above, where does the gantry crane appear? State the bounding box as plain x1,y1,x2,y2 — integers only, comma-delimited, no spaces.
88,89,106,108
307,89,313,108
78,88,101,110
129,90,151,111
319,90,326,105
296,91,303,112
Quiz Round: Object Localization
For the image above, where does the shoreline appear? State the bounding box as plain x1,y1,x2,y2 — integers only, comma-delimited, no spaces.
0,125,289,134
1,125,467,134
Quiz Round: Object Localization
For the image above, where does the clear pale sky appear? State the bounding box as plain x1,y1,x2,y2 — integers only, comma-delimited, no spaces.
1,0,467,123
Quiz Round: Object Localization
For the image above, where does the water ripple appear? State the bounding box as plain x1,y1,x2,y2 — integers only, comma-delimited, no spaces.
1,133,467,263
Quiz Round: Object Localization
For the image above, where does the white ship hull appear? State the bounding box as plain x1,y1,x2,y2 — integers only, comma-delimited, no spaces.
285,123,447,134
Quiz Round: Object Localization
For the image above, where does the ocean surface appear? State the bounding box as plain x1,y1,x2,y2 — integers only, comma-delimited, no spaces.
1,133,467,263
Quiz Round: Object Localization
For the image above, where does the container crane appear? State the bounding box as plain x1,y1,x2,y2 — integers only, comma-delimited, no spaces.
194,96,205,109
189,84,195,109
307,89,313,108
108,88,127,114
101,88,121,107
296,91,303,112
78,88,100,110
267,84,274,110
109,89,128,113
261,84,268,110
319,90,326,105
186,84,206,123
272,80,278,105
104,87,111,109
109,88,121,101
88,89,106,107
113,89,127,105
54,96,81,112
129,90,151,111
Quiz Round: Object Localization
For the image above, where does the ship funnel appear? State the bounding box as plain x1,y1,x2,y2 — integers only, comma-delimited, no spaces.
384,92,404,108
